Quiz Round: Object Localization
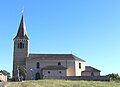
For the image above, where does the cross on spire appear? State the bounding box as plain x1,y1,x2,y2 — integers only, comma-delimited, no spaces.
21,7,24,14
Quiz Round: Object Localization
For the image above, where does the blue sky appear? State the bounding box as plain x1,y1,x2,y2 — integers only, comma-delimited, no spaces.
0,0,120,75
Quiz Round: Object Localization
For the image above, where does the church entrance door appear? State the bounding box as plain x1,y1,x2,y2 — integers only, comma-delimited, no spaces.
35,72,40,80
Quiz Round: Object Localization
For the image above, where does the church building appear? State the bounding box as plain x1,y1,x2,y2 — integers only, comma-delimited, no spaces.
13,15,100,80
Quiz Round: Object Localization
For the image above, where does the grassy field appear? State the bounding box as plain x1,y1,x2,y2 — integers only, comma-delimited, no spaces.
5,80,120,87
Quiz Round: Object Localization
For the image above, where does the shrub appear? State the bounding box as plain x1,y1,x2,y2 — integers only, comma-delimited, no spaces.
0,80,4,82
108,73,120,81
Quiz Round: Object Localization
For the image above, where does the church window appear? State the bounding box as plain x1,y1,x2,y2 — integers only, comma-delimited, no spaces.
18,43,20,48
91,72,94,76
59,71,61,74
48,71,50,74
79,63,81,69
23,43,24,48
58,62,61,66
20,42,23,48
18,42,24,49
36,62,40,69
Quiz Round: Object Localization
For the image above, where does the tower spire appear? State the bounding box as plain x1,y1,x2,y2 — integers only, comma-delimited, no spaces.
14,15,29,40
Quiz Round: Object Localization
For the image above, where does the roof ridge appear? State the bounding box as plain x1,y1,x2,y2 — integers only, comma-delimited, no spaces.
86,66,101,72
29,54,85,61
29,53,72,55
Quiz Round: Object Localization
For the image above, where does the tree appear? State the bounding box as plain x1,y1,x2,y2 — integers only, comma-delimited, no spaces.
18,65,27,81
108,73,120,81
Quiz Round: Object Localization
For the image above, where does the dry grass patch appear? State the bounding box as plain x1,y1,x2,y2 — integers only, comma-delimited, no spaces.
5,80,120,87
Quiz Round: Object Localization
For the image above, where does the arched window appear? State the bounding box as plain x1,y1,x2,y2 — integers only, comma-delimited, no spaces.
48,71,50,74
22,43,24,48
91,72,94,76
18,42,24,49
35,72,40,80
79,63,81,69
36,62,40,69
59,71,62,74
58,62,61,66
18,43,20,48
20,42,23,48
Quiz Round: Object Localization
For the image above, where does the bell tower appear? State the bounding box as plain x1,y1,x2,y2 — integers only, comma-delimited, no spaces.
13,15,29,77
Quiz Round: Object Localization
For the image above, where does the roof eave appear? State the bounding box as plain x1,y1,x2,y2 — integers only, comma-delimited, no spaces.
72,54,86,62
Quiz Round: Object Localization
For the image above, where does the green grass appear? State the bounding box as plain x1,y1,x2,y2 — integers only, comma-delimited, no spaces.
5,80,120,87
